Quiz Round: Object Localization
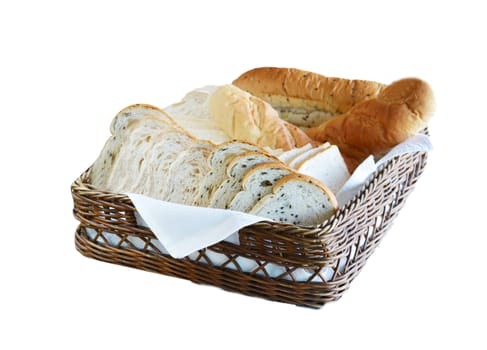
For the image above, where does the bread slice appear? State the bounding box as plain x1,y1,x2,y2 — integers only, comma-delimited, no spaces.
129,131,195,198
161,140,214,205
193,141,261,207
250,173,338,226
208,151,278,209
90,135,123,189
288,142,330,169
297,145,350,193
168,116,229,144
278,143,312,164
233,67,385,127
91,106,175,189
228,162,292,213
110,104,177,135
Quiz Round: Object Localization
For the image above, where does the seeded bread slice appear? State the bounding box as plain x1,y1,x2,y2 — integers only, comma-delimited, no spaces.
161,141,214,205
297,145,350,194
250,173,338,226
209,151,278,209
192,141,260,207
228,162,292,213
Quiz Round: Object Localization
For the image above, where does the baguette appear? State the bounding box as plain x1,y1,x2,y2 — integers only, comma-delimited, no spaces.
305,77,435,171
233,67,385,127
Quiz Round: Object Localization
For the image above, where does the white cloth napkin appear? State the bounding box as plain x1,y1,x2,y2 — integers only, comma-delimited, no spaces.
336,134,432,206
127,134,432,259
126,194,267,258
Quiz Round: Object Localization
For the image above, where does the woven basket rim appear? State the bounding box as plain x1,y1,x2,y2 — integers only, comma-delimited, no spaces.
71,151,424,233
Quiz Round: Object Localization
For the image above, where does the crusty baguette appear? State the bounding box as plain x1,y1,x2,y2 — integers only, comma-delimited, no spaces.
305,77,435,171
208,84,314,150
233,67,385,127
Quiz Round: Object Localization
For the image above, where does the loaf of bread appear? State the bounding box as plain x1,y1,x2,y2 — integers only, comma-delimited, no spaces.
233,67,386,127
305,77,435,171
208,84,315,150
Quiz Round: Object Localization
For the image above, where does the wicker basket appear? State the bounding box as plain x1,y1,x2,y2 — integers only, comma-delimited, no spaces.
72,147,428,308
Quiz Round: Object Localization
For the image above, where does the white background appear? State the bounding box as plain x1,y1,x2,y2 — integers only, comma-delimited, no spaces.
1,1,485,349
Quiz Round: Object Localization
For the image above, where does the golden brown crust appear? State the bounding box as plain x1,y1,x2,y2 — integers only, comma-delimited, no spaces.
305,78,435,171
233,67,386,115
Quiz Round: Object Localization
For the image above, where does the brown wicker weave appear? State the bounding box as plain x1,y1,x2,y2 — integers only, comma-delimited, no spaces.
72,148,428,308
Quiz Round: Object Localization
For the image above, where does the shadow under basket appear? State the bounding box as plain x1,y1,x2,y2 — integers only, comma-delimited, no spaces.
72,148,428,308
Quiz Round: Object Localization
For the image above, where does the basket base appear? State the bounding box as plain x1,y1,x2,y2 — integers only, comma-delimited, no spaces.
75,226,346,308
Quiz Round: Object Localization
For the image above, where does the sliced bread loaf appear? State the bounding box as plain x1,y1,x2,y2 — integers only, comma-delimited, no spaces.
250,173,338,226
208,151,278,209
228,162,292,213
192,141,260,207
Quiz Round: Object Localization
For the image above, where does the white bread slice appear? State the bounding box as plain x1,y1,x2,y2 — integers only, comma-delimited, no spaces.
103,120,182,193
130,131,195,198
250,173,338,226
208,151,278,209
228,162,292,213
278,143,312,164
91,107,178,189
110,104,177,135
161,140,214,205
288,142,330,169
193,141,260,207
297,145,350,194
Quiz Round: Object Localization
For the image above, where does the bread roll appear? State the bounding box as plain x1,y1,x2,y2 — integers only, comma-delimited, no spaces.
305,78,435,171
233,67,385,127
208,84,314,150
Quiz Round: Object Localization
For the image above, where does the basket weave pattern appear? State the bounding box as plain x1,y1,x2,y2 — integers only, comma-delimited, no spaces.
72,150,427,308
